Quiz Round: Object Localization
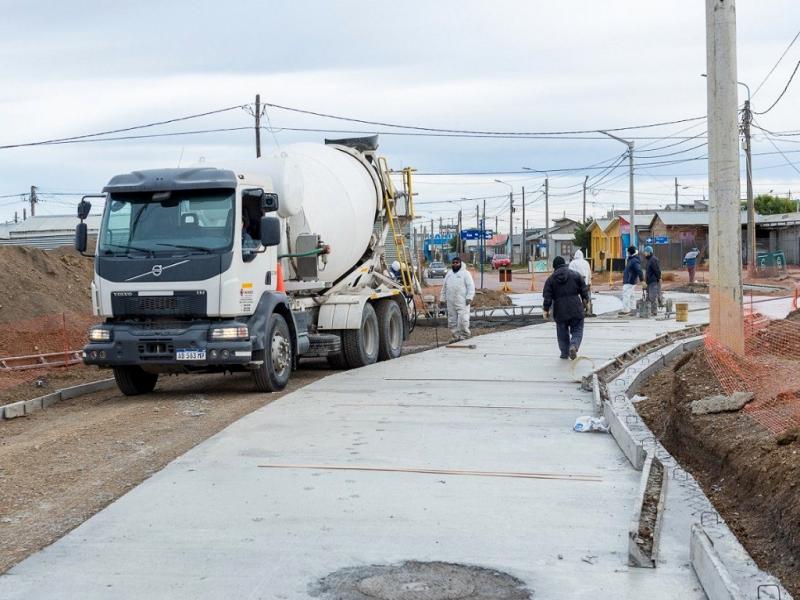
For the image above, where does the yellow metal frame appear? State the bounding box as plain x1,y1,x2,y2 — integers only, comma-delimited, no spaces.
377,159,419,296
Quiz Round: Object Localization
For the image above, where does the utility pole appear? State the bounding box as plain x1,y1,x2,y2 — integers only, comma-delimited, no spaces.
509,191,514,264
29,185,37,217
599,131,635,248
495,215,498,235
457,209,462,255
254,94,262,158
14,211,18,223
742,97,756,275
521,186,527,264
582,175,588,223
481,199,486,289
544,177,550,262
675,177,679,210
706,0,744,354
23,208,27,221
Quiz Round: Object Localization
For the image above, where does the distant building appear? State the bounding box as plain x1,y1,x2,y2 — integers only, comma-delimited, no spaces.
525,217,580,262
0,214,101,250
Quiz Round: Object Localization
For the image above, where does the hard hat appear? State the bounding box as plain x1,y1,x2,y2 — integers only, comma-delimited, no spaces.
391,260,401,270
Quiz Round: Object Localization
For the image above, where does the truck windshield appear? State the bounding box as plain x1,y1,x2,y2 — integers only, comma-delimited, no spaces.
98,189,235,256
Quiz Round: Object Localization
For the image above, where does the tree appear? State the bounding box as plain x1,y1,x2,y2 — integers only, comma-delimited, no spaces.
573,217,594,254
742,194,798,215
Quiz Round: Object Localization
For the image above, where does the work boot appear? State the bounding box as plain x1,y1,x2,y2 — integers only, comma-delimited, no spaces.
559,354,569,359
569,346,578,360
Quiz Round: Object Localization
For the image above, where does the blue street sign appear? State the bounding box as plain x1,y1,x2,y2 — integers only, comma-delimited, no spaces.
645,236,670,245
460,229,493,240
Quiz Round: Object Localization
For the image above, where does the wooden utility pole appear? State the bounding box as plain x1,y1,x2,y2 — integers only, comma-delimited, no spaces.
675,177,679,209
706,0,744,354
582,176,588,223
29,185,37,217
254,94,262,158
521,186,526,264
544,178,550,261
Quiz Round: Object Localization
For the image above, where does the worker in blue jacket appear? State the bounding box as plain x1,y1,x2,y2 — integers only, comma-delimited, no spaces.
643,245,662,317
619,246,643,316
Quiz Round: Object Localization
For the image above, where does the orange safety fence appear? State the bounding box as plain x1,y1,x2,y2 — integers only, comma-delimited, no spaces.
704,306,800,435
0,311,100,392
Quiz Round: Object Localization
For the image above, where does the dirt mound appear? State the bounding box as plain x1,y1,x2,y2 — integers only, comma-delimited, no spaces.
639,350,800,596
0,246,94,323
472,289,513,308
786,307,800,322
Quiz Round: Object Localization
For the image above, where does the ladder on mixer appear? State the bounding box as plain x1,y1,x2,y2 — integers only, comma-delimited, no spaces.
377,158,419,296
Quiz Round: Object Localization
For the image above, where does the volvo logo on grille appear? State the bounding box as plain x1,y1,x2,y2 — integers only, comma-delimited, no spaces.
125,259,190,282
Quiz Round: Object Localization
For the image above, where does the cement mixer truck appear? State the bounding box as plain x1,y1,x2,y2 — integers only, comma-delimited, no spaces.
75,136,418,395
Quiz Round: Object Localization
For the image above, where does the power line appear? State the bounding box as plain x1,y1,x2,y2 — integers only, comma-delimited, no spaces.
263,100,706,136
0,104,250,150
753,29,800,98
753,57,800,115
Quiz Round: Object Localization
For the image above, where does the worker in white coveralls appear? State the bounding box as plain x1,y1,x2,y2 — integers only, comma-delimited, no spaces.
439,256,475,342
569,249,593,316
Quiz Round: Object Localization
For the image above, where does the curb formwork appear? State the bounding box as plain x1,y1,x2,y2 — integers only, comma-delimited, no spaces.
590,329,791,600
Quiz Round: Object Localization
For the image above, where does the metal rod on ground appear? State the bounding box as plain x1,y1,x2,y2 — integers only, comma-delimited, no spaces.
705,0,744,354
62,313,69,366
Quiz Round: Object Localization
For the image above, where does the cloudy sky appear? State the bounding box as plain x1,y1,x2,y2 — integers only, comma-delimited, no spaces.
2,0,799,231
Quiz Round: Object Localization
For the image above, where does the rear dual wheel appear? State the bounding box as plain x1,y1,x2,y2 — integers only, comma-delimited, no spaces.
331,300,403,369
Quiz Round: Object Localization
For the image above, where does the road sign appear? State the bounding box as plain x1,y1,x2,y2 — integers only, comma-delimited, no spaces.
645,236,670,245
460,229,493,240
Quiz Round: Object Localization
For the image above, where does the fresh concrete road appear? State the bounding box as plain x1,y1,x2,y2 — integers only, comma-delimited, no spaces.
0,298,710,599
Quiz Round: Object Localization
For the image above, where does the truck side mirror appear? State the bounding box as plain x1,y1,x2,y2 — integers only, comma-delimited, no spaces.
75,222,88,253
260,217,281,247
77,199,92,220
262,193,279,212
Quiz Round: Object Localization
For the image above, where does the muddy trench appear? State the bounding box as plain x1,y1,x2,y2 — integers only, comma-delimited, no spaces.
637,351,800,597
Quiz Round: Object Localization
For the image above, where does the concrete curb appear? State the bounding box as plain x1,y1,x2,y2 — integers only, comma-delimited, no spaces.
596,335,792,598
629,453,668,568
690,524,745,600
603,397,646,470
1,378,115,420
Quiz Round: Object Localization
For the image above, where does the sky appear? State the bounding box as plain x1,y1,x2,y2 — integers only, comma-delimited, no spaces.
2,0,800,233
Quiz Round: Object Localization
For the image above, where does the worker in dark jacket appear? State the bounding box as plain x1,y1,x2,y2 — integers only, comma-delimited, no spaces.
643,245,662,317
543,256,590,360
619,246,644,316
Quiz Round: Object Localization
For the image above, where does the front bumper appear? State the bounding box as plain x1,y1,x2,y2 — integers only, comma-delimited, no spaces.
82,321,254,368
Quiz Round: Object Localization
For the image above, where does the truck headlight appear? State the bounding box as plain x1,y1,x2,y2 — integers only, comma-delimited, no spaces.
209,325,249,340
88,327,112,342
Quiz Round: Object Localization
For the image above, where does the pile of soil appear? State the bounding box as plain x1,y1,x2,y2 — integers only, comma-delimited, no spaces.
471,289,513,308
0,246,94,323
638,351,800,596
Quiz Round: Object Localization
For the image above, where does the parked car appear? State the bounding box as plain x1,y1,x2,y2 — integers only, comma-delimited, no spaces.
491,254,511,269
426,261,447,278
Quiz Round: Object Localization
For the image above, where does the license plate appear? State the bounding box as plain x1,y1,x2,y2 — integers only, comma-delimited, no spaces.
176,349,206,361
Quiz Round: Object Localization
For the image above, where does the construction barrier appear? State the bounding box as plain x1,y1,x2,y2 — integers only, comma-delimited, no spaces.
704,308,800,435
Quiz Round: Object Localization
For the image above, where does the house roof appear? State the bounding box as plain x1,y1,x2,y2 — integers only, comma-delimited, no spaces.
487,233,509,246
649,211,748,227
758,212,800,226
616,214,656,229
6,214,102,237
588,219,612,233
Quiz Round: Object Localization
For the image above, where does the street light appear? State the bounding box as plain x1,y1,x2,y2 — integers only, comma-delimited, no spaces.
702,73,755,273
598,131,636,250
494,179,515,263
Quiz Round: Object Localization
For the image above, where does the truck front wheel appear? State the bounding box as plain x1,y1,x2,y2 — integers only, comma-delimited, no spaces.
342,302,379,368
253,313,292,392
113,366,158,396
376,300,403,361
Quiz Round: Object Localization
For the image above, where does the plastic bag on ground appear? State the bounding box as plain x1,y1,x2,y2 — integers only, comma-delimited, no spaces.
573,416,609,433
